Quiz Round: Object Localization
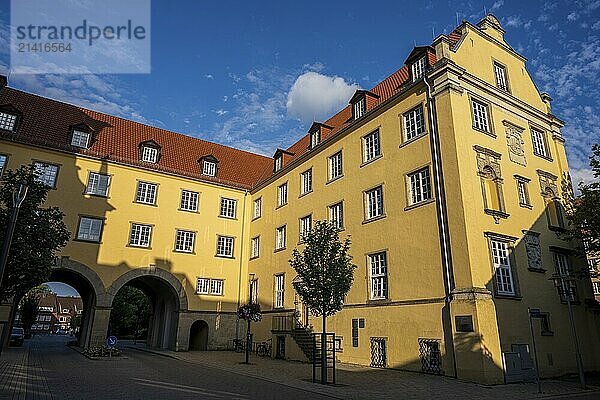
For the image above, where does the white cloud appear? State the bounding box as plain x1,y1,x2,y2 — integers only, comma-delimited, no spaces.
204,74,214,79
570,168,596,194
491,0,504,11
213,109,228,116
286,72,360,123
505,15,523,28
567,12,578,21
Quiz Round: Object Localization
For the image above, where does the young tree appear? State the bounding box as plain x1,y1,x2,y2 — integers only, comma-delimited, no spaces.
565,144,600,257
289,220,356,383
19,285,52,337
0,166,70,301
237,302,262,363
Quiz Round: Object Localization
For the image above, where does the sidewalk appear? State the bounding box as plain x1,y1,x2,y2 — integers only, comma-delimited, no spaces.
0,342,52,400
124,343,599,400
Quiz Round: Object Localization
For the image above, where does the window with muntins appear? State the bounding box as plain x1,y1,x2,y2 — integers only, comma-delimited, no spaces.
34,162,59,187
365,186,384,220
210,279,224,295
274,155,283,172
202,160,217,176
274,274,285,308
217,235,235,257
180,190,199,212
253,198,262,219
71,130,90,148
197,278,223,295
516,179,530,206
141,146,158,163
251,236,260,258
86,172,110,197
175,230,195,253
220,197,237,218
531,129,549,158
329,151,343,180
593,281,600,295
276,225,286,250
363,130,381,162
472,100,490,133
0,111,17,131
494,63,509,91
136,181,157,205
77,217,103,242
277,182,288,206
329,202,344,230
0,154,6,176
310,130,320,148
408,168,432,205
554,252,574,300
299,215,312,242
300,169,312,195
354,98,366,119
369,252,388,300
491,239,515,295
403,105,425,141
411,56,427,82
129,224,152,247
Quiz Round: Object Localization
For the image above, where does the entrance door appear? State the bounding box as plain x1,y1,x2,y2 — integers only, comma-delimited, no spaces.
294,293,309,327
276,336,286,359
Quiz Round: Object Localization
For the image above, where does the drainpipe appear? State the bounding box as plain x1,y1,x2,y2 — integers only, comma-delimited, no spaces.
423,74,457,377
235,190,248,343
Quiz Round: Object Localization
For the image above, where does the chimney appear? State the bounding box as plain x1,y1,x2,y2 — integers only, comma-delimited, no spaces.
477,14,505,42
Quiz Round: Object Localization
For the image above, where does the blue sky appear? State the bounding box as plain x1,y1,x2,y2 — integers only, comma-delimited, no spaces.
1,1,599,293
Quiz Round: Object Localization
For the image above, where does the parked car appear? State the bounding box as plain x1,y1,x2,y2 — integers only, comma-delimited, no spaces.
10,327,24,346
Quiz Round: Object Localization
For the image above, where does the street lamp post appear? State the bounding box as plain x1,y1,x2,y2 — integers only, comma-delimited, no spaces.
550,273,586,389
0,180,29,290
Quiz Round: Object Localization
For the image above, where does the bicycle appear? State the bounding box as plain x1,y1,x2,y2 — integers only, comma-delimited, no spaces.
256,338,272,357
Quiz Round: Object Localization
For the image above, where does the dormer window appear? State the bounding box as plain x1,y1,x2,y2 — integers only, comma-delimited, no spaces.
411,56,427,82
274,155,283,172
198,155,219,177
353,97,366,120
310,130,320,148
71,130,90,148
0,111,17,131
141,146,158,163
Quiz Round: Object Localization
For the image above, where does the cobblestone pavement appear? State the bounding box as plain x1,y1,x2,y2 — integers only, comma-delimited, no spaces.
1,335,599,400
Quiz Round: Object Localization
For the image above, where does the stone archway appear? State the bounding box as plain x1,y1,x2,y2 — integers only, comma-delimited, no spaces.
189,320,209,351
106,268,188,350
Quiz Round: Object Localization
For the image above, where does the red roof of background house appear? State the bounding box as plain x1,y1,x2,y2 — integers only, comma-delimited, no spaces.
0,88,272,189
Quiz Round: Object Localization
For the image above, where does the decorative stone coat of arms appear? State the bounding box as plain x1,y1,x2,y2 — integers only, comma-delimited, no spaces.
503,121,526,166
523,231,543,271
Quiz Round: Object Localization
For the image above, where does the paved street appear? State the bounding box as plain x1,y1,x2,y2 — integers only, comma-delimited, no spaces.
1,335,599,400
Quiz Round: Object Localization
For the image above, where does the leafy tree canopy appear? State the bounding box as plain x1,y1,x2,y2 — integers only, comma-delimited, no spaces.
109,286,152,337
290,220,356,317
19,284,52,333
0,166,70,301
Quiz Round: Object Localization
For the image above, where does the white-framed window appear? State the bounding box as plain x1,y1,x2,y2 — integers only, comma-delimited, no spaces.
408,168,432,205
71,130,90,148
251,236,260,258
274,155,283,172
403,105,425,141
553,252,575,301
34,162,59,188
197,278,223,295
129,223,152,248
135,181,157,205
311,130,320,148
531,129,549,158
411,56,427,82
593,281,600,295
253,197,262,219
299,215,312,242
363,129,381,162
180,190,199,212
216,235,235,258
472,100,490,133
175,230,195,253
86,172,110,197
300,168,313,195
365,185,384,220
274,274,285,308
220,197,237,218
76,217,103,242
328,151,343,181
354,97,366,119
369,252,388,300
491,239,515,295
516,179,530,206
276,225,287,250
494,62,509,91
0,111,17,131
329,202,344,230
249,279,259,304
141,146,158,163
0,154,7,176
277,182,288,207
202,160,217,177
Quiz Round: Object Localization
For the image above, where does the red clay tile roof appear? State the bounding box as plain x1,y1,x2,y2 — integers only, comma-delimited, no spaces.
0,88,272,189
